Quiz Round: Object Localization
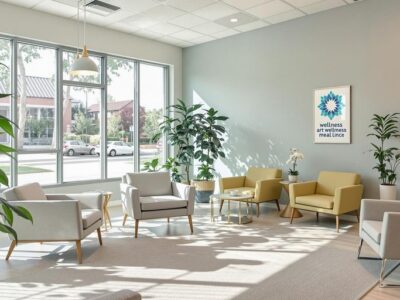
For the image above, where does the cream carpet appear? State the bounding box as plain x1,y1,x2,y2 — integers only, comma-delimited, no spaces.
0,203,396,300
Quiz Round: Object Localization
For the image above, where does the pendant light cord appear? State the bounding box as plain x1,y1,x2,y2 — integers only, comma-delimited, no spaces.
83,0,86,48
76,0,80,55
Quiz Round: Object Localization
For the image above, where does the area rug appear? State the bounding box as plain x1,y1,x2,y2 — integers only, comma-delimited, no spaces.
0,204,395,300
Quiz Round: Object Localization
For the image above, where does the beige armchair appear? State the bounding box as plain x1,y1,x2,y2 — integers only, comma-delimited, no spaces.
219,167,283,217
2,183,103,264
289,171,363,231
120,172,195,238
358,199,400,287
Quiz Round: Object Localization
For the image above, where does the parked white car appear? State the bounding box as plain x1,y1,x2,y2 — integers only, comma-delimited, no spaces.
95,141,134,156
63,140,96,156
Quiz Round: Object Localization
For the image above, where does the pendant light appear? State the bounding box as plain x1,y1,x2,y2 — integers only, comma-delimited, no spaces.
70,0,98,76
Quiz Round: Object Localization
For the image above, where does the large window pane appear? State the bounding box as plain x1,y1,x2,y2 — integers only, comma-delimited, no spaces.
106,56,135,178
17,43,56,150
139,63,165,169
63,51,101,84
63,86,100,182
18,153,57,185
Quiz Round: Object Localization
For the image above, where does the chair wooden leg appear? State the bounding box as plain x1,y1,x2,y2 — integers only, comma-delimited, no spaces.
336,216,340,232
5,240,16,261
96,228,103,246
134,219,139,238
76,240,83,264
290,207,295,224
355,210,360,223
122,213,128,226
316,212,319,222
219,200,224,213
275,199,281,211
256,203,260,217
167,217,170,223
188,215,194,234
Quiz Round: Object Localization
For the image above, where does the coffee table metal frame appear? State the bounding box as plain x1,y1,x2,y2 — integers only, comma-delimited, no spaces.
210,193,254,224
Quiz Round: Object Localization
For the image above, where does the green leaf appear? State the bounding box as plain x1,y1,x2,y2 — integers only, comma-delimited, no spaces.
9,205,33,224
1,203,13,226
0,168,9,186
0,223,17,241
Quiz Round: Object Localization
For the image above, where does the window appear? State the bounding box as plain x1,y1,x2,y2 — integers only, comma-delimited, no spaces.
139,63,166,169
63,51,101,84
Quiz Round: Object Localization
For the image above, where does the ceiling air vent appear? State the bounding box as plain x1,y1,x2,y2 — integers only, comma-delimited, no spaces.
85,0,120,16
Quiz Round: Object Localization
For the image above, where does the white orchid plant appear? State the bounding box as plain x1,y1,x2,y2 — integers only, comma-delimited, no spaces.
286,148,304,176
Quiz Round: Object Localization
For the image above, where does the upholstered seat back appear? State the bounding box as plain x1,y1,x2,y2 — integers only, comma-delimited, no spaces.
3,182,47,201
244,167,282,187
124,172,172,197
316,171,361,196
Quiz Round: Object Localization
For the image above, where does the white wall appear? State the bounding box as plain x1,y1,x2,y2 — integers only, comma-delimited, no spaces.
0,1,182,100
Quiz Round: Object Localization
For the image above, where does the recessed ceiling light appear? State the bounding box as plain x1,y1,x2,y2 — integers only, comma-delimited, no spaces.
230,18,238,23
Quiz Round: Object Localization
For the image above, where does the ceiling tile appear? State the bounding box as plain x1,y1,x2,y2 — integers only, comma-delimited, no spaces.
215,12,258,28
141,4,185,22
135,29,164,39
191,35,215,44
1,0,43,7
148,22,184,34
33,0,77,18
247,0,293,18
193,2,239,21
265,9,305,24
235,20,269,32
169,13,207,28
223,0,270,10
301,0,346,14
211,28,239,38
169,29,204,41
191,22,227,35
122,14,160,28
107,22,140,33
167,0,217,12
284,0,324,7
106,0,160,14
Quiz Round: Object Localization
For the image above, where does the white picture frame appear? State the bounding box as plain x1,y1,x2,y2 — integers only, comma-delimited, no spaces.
314,85,351,144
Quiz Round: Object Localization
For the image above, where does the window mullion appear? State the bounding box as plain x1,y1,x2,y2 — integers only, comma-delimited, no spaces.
134,61,140,172
101,55,107,179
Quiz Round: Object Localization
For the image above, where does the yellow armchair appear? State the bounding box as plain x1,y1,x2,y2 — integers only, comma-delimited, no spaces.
289,171,363,232
219,167,283,217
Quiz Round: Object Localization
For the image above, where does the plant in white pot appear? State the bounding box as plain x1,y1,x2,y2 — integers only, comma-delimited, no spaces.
286,148,304,183
368,113,400,200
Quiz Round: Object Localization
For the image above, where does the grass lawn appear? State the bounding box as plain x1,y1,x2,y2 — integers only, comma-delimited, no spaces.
0,165,52,175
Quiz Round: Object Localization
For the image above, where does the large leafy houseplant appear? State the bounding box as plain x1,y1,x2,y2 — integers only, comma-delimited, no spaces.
0,63,33,240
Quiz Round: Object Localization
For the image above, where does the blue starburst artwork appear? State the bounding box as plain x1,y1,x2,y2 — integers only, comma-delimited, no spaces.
318,91,344,120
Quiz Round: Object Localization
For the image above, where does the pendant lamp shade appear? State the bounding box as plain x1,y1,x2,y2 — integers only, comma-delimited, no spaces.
70,46,98,76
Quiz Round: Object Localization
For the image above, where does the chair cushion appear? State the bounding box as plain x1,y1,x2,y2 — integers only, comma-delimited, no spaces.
296,194,334,209
81,209,102,229
316,171,361,196
362,220,382,244
224,187,255,196
244,168,282,187
125,172,172,197
13,182,47,201
140,195,187,211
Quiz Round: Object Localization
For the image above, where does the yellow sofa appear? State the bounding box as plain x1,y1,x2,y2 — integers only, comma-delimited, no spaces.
219,167,283,217
289,171,363,232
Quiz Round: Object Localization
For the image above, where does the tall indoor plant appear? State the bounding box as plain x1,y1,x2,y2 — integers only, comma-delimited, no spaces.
192,108,228,203
0,63,33,240
368,113,400,199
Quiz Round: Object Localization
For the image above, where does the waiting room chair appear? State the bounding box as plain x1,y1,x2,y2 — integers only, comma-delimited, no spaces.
358,199,400,287
120,172,195,238
289,171,363,231
219,167,283,217
2,182,103,264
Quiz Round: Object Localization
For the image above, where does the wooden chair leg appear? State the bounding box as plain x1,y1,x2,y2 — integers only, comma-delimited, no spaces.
355,210,360,223
290,207,295,224
219,200,224,213
167,217,170,223
256,203,260,217
275,199,281,211
122,213,128,226
76,240,83,264
5,240,16,261
336,216,340,232
97,228,103,246
134,219,139,238
188,215,194,234
316,212,319,222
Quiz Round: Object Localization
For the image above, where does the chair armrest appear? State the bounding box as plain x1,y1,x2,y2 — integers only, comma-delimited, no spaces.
46,193,103,210
7,200,83,241
289,181,317,206
254,178,283,202
219,176,245,192
120,183,141,219
380,212,400,259
333,184,363,215
172,182,195,215
360,199,400,222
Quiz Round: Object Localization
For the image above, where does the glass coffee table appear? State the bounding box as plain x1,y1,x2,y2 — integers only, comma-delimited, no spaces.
210,193,254,224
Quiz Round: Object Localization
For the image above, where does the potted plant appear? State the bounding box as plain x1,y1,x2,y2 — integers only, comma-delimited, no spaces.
0,65,33,240
142,158,160,172
192,107,228,203
368,113,400,199
286,148,304,182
